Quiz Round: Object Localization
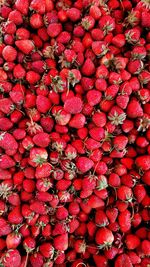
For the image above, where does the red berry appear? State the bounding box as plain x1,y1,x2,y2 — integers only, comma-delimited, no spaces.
76,157,94,173
96,228,114,249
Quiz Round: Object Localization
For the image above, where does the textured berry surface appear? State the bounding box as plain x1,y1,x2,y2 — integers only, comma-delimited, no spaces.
0,0,150,266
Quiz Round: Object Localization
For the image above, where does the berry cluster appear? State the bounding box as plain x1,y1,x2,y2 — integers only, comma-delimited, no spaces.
0,0,150,266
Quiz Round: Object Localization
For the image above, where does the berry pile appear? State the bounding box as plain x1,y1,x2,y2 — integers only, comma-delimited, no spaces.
0,0,150,266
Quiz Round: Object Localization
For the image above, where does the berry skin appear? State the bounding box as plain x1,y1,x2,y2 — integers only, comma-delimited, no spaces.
6,232,22,249
29,252,44,267
87,90,102,106
39,243,54,258
30,147,48,166
8,206,23,224
118,210,131,233
30,200,47,215
125,234,140,250
89,127,105,141
64,97,83,114
69,114,86,129
33,133,50,147
23,236,36,253
112,34,126,48
47,23,62,37
76,157,94,173
66,8,81,22
15,40,34,54
115,254,133,267
113,135,128,151
141,240,150,256
1,249,21,267
26,71,41,84
35,162,52,179
15,0,29,15
99,15,115,35
117,186,132,202
81,58,96,76
0,218,11,237
142,170,150,185
0,155,15,169
133,184,146,203
36,95,51,113
135,155,150,171
2,45,17,61
53,233,68,251
95,228,114,249
92,41,108,57
141,11,150,27
95,210,109,227
0,0,150,265
127,98,143,118
93,255,108,267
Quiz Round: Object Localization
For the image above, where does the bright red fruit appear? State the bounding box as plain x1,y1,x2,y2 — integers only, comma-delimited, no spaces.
95,228,114,249
15,40,34,54
115,254,133,267
6,232,22,249
2,46,17,61
64,97,83,114
53,233,68,251
0,0,150,265
1,249,21,267
76,157,94,173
